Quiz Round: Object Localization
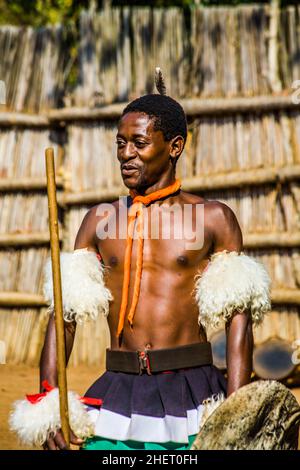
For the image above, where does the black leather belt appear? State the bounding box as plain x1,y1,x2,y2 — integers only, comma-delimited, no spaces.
106,342,213,375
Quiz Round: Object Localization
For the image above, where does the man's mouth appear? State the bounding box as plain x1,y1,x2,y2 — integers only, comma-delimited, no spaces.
121,165,139,176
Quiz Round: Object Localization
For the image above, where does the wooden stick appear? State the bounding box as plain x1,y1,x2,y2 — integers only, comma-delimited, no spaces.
45,147,70,448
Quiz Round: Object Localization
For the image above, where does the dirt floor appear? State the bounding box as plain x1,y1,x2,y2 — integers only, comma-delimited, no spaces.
1,364,300,450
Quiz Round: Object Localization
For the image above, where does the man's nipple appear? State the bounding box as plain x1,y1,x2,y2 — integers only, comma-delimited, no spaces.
109,256,119,266
177,255,188,266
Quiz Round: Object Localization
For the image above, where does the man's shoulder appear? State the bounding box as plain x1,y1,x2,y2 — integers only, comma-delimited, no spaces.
84,197,129,222
180,192,234,215
76,198,128,247
179,190,207,205
204,200,243,250
203,199,240,229
182,195,240,236
204,199,236,218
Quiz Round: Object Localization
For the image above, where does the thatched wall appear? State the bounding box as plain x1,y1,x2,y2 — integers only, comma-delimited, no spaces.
0,5,300,377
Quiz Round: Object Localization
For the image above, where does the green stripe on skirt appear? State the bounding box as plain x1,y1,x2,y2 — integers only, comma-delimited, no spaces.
82,434,197,450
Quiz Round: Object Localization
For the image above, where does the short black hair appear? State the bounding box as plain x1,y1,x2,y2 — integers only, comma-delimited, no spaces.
121,94,187,143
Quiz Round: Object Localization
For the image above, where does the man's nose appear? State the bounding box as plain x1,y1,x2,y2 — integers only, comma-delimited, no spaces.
121,142,136,160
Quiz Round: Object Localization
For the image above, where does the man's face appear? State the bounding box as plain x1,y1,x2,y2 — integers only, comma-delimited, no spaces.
116,112,171,190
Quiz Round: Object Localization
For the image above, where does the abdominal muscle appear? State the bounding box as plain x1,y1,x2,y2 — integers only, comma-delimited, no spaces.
107,287,207,351
104,243,209,351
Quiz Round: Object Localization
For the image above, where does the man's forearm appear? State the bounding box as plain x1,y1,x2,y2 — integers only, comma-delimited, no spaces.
226,311,253,396
39,314,76,392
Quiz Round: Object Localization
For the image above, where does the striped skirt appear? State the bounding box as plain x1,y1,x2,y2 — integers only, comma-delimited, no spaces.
81,364,226,450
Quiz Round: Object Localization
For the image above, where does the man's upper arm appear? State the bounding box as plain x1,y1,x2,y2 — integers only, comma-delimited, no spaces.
74,207,98,253
208,202,252,327
209,201,243,254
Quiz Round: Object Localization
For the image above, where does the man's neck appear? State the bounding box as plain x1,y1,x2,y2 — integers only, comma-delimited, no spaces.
133,171,177,197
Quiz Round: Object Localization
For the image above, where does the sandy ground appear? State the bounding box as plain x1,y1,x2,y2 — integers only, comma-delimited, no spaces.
1,364,300,450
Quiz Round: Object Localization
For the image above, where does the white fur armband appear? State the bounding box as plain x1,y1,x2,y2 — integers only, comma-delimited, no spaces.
9,389,94,447
194,250,271,329
43,248,113,323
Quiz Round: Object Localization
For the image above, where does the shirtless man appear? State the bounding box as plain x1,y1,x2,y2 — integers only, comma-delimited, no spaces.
39,93,264,451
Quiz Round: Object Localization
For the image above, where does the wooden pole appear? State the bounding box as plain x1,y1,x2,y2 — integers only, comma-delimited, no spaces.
0,287,299,308
0,292,47,307
58,165,300,207
0,176,64,192
45,147,70,448
268,0,282,93
0,94,297,128
0,232,62,247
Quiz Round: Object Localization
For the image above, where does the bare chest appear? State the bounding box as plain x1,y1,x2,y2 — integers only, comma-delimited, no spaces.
96,203,213,274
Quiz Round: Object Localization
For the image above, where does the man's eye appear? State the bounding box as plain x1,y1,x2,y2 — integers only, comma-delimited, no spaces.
135,141,147,148
116,140,125,147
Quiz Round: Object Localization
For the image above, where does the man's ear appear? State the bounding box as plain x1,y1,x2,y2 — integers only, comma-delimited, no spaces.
169,135,185,164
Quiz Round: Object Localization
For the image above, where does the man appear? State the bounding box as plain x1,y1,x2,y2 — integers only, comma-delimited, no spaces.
11,93,270,450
